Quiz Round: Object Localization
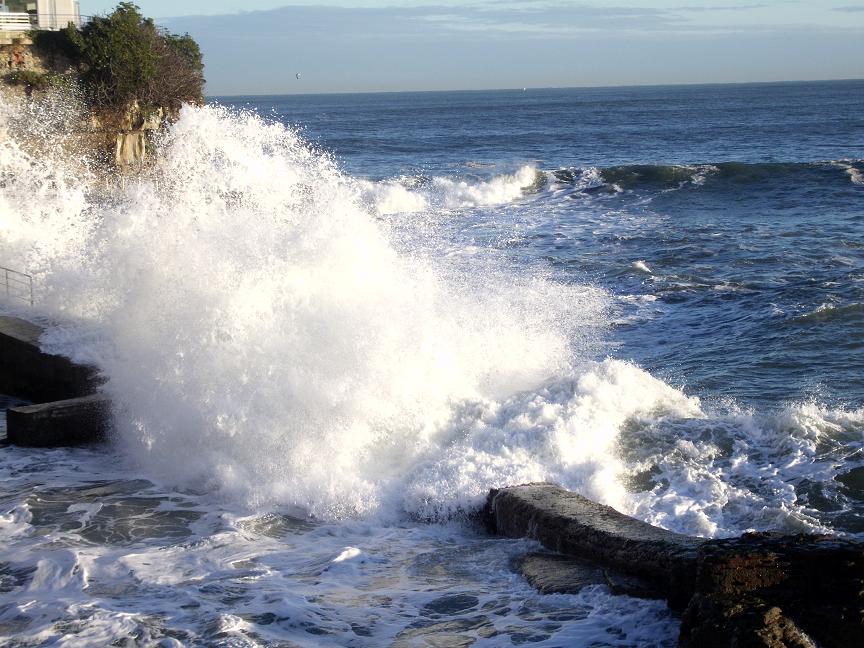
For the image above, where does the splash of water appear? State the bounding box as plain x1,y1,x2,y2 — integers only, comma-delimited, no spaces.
1,97,613,518
2,94,860,536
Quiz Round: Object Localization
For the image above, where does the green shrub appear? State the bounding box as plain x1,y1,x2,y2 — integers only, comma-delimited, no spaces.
33,2,204,113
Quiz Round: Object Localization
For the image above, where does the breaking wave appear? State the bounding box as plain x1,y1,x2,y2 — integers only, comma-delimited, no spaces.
1,98,607,519
1,93,861,538
355,159,864,219
359,165,543,215
551,160,864,193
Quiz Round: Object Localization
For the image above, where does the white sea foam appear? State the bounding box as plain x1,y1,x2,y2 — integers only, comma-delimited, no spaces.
627,399,864,537
403,358,703,519
361,165,540,215
689,164,719,186
1,396,859,643
1,98,607,519
0,441,682,645
832,160,864,185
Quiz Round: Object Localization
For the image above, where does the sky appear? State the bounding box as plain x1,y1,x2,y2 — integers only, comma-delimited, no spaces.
80,1,864,95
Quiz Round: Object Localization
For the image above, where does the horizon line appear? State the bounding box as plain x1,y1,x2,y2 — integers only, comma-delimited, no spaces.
205,76,864,100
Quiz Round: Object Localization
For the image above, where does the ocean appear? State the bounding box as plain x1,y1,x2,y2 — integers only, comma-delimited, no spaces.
0,80,862,645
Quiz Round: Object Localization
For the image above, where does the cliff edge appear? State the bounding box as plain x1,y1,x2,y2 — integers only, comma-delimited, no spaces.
0,3,204,169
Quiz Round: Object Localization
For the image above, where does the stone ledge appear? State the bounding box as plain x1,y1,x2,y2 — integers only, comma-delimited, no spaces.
0,315,101,402
7,394,110,446
484,482,702,609
484,483,864,648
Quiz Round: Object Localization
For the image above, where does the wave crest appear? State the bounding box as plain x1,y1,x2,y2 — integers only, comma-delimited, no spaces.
4,102,607,518
360,165,542,215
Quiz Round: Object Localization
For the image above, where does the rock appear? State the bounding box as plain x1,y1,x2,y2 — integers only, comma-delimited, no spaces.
115,131,149,168
518,552,608,594
107,101,166,168
6,394,110,447
1,39,171,171
518,552,661,599
681,594,817,648
485,484,864,647
680,533,864,648
484,483,702,608
0,40,40,74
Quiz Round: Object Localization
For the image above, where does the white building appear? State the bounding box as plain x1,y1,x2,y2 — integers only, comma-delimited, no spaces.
0,0,82,31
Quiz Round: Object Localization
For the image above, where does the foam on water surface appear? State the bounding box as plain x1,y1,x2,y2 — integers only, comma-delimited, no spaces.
0,442,682,646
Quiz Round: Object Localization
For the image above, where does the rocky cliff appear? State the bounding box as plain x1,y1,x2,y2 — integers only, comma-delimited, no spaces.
1,33,177,170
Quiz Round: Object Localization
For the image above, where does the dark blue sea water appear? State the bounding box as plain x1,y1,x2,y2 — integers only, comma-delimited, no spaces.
219,81,864,410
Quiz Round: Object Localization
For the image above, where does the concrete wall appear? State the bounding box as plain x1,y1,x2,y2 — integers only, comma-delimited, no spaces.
0,315,100,402
7,394,109,446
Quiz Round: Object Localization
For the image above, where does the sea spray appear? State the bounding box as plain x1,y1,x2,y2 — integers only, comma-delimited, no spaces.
2,101,612,518
0,90,94,296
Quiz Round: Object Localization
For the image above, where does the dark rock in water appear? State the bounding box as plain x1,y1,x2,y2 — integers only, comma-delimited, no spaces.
7,394,110,447
421,593,479,616
484,483,702,609
552,168,577,183
518,552,661,599
682,594,817,648
518,553,607,594
680,532,864,648
485,484,864,648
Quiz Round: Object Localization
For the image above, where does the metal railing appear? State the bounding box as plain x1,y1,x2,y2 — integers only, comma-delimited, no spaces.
0,12,34,30
1,266,33,306
36,13,85,30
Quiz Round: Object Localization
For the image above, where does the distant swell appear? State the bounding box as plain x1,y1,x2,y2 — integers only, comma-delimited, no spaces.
551,160,864,192
790,302,864,325
359,160,863,217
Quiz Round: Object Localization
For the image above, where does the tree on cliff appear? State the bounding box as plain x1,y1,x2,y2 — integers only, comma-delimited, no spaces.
35,2,204,115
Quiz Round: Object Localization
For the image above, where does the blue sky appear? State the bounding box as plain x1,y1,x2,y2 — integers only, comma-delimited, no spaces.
82,2,864,94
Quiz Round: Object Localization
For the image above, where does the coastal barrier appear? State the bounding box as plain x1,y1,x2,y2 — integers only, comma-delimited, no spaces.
6,394,110,446
484,483,863,648
0,315,107,445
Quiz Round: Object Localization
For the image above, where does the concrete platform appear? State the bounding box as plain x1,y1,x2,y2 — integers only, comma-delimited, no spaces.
0,315,108,446
0,315,101,402
484,482,702,608
6,394,110,446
